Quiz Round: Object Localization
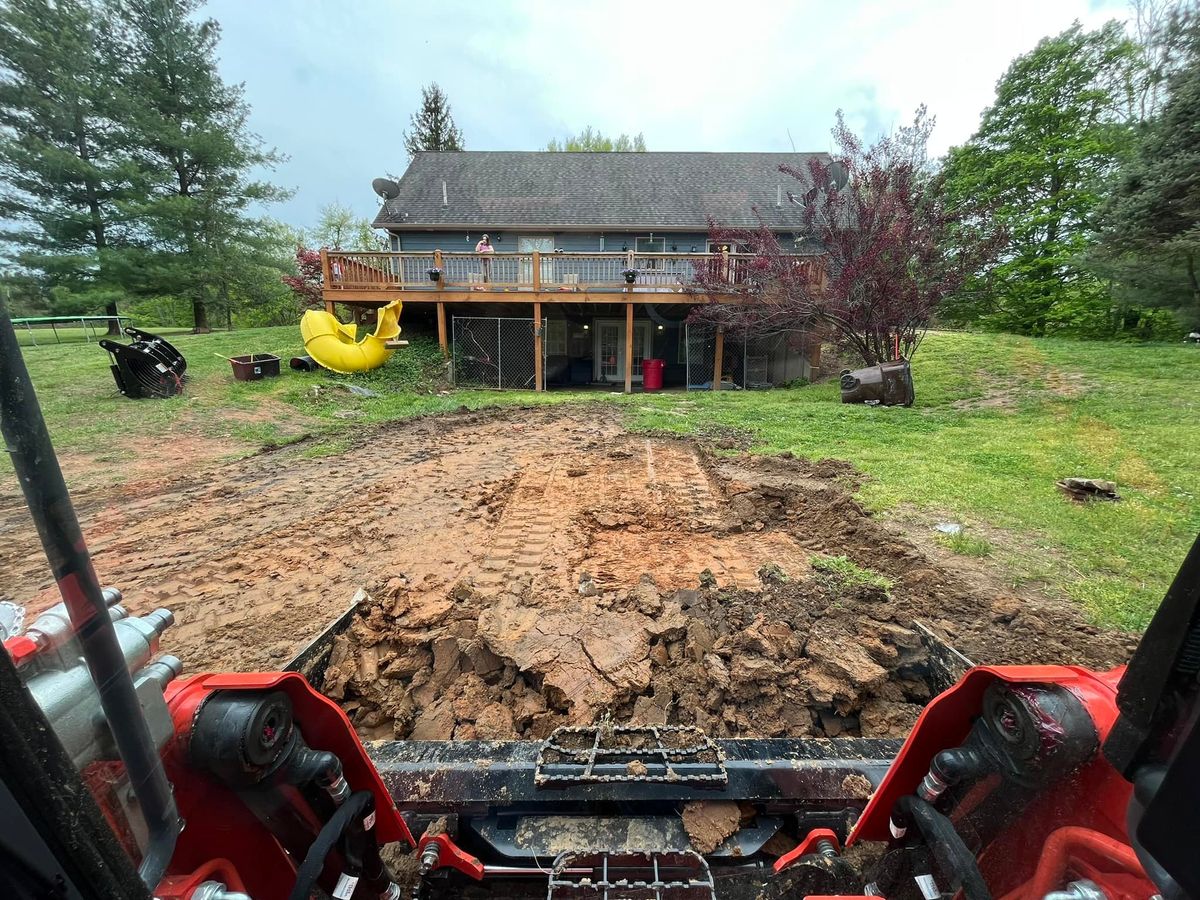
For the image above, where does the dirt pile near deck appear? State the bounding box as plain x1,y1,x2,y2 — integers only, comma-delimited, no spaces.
324,447,1135,742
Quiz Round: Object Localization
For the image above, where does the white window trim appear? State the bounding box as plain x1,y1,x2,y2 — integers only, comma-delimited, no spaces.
593,318,653,383
545,320,567,356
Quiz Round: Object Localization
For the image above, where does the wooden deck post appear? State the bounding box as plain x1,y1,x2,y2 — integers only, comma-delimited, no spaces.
320,248,335,315
533,301,543,392
436,302,448,358
433,250,449,357
624,300,634,394
532,250,541,293
713,326,724,391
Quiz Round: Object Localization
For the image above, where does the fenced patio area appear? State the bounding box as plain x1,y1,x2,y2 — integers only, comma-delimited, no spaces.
449,312,813,393
452,316,547,390
684,325,814,390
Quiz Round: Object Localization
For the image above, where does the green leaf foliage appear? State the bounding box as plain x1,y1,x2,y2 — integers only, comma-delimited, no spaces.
112,0,290,332
1094,7,1200,326
546,126,647,152
0,0,139,319
941,21,1141,337
403,83,464,159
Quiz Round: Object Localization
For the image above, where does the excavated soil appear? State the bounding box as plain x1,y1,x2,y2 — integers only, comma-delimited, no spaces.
315,411,1136,742
0,404,1136,740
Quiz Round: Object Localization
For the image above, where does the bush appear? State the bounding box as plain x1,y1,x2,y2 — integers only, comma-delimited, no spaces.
123,295,193,328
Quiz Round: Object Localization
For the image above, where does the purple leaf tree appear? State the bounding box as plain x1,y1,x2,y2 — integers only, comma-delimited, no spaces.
691,107,1003,367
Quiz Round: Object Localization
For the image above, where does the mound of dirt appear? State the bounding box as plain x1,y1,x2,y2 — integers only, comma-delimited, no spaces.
323,568,930,741
323,446,1136,742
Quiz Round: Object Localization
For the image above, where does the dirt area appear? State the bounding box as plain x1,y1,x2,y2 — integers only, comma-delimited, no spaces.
0,405,1136,741
951,366,1090,410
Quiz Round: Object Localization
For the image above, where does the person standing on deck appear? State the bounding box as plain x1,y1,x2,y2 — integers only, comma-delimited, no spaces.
475,233,494,284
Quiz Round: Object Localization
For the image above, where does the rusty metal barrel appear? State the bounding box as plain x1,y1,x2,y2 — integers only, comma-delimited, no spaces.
839,359,914,407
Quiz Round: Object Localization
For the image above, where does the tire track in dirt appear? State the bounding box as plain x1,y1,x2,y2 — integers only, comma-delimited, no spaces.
0,408,624,671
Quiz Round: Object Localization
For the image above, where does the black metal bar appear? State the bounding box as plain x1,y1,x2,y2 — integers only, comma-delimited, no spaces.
0,635,150,899
0,305,181,887
369,737,901,811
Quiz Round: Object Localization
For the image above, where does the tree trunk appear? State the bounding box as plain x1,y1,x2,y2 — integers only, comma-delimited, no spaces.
74,108,120,335
105,301,121,335
1188,252,1199,313
192,298,211,333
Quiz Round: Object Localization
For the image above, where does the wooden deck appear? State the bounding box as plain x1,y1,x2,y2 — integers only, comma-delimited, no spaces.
319,249,819,396
320,249,816,306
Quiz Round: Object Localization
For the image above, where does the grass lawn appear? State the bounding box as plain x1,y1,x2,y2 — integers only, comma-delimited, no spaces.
6,325,1198,630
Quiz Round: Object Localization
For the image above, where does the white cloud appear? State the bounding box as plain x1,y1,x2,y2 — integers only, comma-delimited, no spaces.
205,0,1130,228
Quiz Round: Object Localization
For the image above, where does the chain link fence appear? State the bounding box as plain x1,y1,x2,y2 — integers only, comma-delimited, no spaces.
452,316,546,390
684,324,810,390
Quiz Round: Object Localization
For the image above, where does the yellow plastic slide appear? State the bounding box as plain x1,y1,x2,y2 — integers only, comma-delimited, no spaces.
300,299,402,374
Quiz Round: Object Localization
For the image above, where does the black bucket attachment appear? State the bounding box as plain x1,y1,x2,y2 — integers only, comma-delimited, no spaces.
840,359,914,407
98,328,187,399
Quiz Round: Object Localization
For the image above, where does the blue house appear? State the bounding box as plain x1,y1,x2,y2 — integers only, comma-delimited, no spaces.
323,151,826,391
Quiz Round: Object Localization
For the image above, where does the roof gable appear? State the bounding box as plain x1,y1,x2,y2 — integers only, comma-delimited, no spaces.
373,151,829,231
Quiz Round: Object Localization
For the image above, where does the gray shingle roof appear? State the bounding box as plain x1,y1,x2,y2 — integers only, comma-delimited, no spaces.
372,151,830,230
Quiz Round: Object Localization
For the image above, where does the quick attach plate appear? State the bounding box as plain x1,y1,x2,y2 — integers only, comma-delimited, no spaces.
535,725,727,788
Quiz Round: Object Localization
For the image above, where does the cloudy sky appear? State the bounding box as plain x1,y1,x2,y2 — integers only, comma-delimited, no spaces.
205,0,1128,230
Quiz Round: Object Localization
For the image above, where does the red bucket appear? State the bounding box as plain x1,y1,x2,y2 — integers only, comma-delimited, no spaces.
643,358,664,391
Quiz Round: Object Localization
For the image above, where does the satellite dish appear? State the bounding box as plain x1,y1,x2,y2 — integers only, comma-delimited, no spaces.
372,177,401,200
828,162,850,190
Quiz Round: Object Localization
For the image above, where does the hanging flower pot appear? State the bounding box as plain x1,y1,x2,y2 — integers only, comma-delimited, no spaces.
622,268,637,284
427,267,442,282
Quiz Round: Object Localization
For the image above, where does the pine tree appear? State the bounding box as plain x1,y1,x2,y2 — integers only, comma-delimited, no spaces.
0,0,139,331
1096,8,1200,323
403,83,464,159
113,0,287,332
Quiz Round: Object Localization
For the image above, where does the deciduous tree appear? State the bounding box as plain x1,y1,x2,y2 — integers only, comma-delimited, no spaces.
312,202,386,251
940,22,1139,335
282,247,324,309
545,126,647,152
692,108,1002,367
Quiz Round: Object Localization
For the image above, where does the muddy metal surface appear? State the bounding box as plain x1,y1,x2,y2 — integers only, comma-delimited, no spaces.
0,405,1136,739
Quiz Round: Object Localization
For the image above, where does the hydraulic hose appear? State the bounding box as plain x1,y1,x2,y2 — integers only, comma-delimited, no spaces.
286,790,374,900
919,747,992,802
894,796,993,900
0,306,181,887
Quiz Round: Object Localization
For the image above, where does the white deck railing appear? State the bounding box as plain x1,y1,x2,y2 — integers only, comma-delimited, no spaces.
322,250,815,294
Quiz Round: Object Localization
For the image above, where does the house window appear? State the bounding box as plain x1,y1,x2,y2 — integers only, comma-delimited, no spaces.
518,235,554,253
545,320,567,356
636,236,666,271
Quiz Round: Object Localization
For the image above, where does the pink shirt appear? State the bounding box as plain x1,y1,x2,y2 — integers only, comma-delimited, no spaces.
475,241,494,253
